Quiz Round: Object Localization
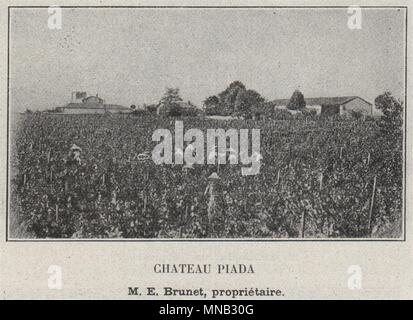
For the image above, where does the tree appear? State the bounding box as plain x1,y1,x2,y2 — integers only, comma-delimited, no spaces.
158,88,183,116
374,92,403,138
287,89,306,110
145,104,158,114
234,89,265,119
203,95,220,115
217,81,246,115
375,92,403,121
204,81,267,117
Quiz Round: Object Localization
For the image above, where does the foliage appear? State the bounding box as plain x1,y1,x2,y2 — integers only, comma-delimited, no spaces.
349,110,364,120
234,89,265,119
11,114,403,239
218,81,246,115
180,104,201,117
145,104,158,114
287,90,306,110
301,108,317,118
205,81,265,118
375,92,403,134
204,95,220,115
158,88,183,116
269,109,294,120
131,108,147,116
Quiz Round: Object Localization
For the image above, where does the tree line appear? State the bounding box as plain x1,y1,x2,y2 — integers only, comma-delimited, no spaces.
131,81,403,128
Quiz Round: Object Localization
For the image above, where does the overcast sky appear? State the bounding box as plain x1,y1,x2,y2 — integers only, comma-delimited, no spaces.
9,7,406,112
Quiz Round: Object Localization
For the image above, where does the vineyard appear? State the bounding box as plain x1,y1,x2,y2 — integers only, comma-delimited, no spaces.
9,113,403,239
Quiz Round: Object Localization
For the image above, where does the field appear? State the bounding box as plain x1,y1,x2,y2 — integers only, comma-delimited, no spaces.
9,114,403,239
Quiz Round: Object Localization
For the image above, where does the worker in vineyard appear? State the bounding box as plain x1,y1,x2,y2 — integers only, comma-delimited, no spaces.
67,144,82,165
204,172,220,222
182,163,194,173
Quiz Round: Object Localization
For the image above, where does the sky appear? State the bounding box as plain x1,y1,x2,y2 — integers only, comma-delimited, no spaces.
9,7,406,112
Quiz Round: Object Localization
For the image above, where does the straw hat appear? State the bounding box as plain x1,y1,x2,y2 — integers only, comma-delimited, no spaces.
70,144,82,152
208,172,220,180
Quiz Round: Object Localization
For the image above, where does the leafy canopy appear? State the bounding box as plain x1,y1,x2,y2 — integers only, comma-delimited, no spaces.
287,89,306,110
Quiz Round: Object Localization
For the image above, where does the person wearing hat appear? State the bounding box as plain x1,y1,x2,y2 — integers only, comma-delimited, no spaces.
205,172,220,222
67,143,82,165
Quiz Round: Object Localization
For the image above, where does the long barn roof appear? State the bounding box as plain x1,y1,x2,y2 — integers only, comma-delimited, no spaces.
270,96,372,106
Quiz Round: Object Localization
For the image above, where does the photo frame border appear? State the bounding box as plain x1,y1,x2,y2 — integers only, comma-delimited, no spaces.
6,5,408,243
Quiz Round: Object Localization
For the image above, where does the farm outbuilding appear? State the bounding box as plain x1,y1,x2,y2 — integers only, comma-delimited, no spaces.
56,93,131,114
270,96,373,116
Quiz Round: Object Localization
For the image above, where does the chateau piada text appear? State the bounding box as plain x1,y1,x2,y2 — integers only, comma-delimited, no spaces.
154,263,255,274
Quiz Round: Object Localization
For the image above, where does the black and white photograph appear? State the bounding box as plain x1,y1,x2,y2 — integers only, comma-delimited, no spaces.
7,6,406,240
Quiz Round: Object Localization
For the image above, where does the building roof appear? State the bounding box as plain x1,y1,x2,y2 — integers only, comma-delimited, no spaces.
64,103,130,110
270,96,372,107
82,95,103,103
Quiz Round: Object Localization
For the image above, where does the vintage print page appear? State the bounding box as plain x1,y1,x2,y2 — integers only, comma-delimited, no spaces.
0,0,412,300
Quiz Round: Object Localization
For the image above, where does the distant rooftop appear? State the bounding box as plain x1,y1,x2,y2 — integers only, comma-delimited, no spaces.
270,96,372,106
64,103,130,110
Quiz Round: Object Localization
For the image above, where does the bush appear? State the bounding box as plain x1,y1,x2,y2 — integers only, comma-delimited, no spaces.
271,109,293,120
349,110,364,120
131,109,148,116
301,108,317,118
